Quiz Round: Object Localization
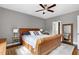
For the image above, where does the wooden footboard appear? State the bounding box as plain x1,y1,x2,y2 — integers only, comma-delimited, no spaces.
22,35,61,55
35,35,62,55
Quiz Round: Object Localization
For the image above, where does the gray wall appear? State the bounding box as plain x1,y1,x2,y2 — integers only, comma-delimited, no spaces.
45,11,79,44
0,7,78,44
0,7,45,43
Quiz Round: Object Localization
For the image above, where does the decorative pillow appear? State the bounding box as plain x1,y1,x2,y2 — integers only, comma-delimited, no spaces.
30,31,42,35
23,32,31,35
33,31,39,35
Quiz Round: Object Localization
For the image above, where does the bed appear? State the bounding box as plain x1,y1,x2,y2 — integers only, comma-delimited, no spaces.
19,28,62,55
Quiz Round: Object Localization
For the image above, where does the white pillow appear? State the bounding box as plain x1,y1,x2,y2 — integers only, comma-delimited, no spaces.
29,31,35,35
37,31,42,35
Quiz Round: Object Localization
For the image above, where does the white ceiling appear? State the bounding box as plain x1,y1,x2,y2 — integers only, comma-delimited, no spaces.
0,4,79,19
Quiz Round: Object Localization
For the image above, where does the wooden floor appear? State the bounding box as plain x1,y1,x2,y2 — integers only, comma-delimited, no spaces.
6,46,19,55
6,45,78,55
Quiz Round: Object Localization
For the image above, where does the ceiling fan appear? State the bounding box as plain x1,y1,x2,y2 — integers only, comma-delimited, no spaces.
36,4,56,14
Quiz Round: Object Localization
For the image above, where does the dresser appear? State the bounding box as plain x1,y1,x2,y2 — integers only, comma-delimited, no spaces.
0,38,6,55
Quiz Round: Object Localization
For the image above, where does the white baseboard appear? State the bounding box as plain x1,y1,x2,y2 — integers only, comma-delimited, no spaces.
73,42,77,45
73,42,79,49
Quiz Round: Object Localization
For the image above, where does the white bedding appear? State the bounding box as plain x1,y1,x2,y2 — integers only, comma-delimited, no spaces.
22,35,49,48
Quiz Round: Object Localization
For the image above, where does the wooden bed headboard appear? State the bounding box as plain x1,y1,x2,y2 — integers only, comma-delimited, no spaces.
19,28,40,44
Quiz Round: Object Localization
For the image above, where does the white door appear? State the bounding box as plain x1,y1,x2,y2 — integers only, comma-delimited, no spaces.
52,22,58,35
52,21,59,35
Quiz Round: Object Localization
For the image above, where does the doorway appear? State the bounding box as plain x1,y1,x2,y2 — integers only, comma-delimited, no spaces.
52,21,61,35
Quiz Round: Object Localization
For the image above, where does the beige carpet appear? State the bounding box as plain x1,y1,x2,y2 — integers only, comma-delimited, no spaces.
49,43,74,55
16,43,74,55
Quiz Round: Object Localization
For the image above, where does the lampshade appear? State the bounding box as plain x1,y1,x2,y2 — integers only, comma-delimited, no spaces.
13,28,19,33
40,29,43,32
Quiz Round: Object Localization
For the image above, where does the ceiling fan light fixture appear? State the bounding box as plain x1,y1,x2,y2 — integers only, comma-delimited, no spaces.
36,4,56,14
43,12,45,14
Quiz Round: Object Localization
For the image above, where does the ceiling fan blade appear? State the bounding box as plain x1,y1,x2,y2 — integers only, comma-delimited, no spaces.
39,4,45,9
48,10,54,12
35,9,44,12
48,4,56,9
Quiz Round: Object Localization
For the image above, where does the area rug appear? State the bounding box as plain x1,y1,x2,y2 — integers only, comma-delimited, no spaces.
49,43,74,55
16,43,74,55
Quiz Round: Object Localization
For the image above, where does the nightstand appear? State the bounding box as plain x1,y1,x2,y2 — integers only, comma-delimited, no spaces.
0,38,6,55
7,42,20,48
12,37,20,42
7,37,20,48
